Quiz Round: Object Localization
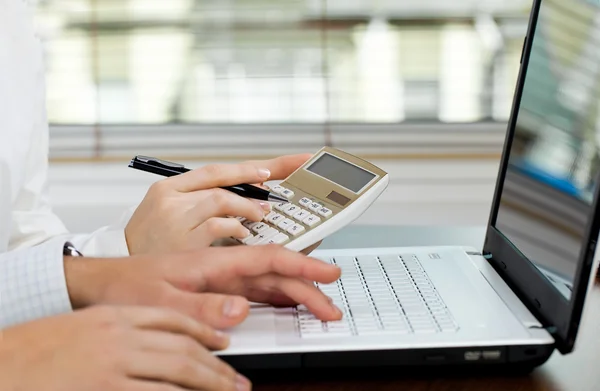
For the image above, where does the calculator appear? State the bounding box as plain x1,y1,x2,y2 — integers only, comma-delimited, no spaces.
231,147,389,252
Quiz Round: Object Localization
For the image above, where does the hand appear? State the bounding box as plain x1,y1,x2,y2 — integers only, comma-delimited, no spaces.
65,245,343,330
0,306,251,391
125,154,312,255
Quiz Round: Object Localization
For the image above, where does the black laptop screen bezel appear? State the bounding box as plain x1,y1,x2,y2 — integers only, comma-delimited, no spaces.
483,0,600,354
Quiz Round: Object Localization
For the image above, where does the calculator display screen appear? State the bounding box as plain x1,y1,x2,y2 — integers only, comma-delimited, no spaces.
306,153,376,193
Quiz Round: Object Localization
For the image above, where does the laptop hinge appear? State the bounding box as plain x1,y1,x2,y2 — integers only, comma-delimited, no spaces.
464,249,545,330
465,251,493,260
480,251,562,334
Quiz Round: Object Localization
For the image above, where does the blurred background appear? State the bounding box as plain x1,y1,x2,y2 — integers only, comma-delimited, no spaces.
34,0,534,232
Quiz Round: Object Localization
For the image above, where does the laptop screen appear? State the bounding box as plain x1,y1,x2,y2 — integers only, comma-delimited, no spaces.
495,0,600,300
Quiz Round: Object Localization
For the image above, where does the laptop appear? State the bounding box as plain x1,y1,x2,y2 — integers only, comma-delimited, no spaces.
217,0,600,370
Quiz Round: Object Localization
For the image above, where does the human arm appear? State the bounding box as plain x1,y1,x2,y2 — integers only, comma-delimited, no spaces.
0,305,249,391
64,245,343,330
10,60,312,255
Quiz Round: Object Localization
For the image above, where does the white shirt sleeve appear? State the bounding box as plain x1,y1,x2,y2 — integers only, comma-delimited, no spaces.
61,209,134,258
0,238,71,329
0,22,133,327
7,28,133,259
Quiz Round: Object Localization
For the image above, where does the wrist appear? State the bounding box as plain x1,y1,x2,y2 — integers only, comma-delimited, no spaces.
63,256,89,309
63,256,113,309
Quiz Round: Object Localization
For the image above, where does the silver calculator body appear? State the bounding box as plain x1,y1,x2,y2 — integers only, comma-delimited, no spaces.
236,147,389,251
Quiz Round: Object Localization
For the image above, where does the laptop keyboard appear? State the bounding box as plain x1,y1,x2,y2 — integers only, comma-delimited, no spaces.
296,254,459,338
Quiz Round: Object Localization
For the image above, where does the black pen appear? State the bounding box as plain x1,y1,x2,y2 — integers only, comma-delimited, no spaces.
129,155,288,203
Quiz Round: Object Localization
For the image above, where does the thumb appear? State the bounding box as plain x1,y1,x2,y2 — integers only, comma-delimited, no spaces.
176,292,250,329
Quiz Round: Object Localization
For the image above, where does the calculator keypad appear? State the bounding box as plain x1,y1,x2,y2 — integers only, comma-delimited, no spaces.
271,185,285,194
299,197,312,207
308,202,321,212
240,232,255,244
317,207,333,218
303,215,321,227
268,213,284,224
268,233,290,244
231,185,336,246
274,202,289,212
278,218,294,231
287,224,305,236
284,204,300,216
243,220,259,230
294,209,310,221
251,222,269,233
281,189,295,199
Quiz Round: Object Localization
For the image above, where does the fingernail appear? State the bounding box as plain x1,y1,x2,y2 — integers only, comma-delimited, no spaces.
236,374,251,391
332,304,343,317
224,297,245,318
240,228,251,238
327,296,333,304
258,168,271,180
215,330,230,344
259,202,271,212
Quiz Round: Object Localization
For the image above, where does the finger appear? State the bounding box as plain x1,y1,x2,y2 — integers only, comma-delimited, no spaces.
190,218,252,246
122,380,188,391
193,189,268,224
132,331,237,376
203,245,341,287
242,279,317,307
254,182,270,190
164,162,272,193
246,274,342,321
125,351,246,391
120,307,229,351
243,288,298,307
243,153,313,180
251,198,272,214
163,290,250,330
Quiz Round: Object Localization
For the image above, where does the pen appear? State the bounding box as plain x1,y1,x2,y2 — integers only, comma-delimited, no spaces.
128,155,288,203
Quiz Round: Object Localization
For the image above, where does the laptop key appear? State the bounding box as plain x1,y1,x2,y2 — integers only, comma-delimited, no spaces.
297,253,458,338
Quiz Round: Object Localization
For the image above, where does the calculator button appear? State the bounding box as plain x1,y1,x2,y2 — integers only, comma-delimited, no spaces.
318,207,333,218
267,213,284,224
235,216,246,222
264,212,277,222
270,185,284,194
275,202,290,212
293,209,310,221
298,197,311,207
266,233,290,245
243,220,260,229
246,228,279,245
240,233,255,244
281,188,295,199
308,202,322,211
255,229,287,245
303,214,321,227
287,224,306,236
251,222,270,233
283,204,300,216
277,218,294,231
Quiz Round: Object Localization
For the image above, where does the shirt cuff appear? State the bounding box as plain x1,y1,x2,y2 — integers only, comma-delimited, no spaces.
70,229,130,258
0,238,72,328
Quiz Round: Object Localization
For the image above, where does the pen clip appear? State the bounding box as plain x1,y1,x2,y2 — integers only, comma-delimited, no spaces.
134,155,187,171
